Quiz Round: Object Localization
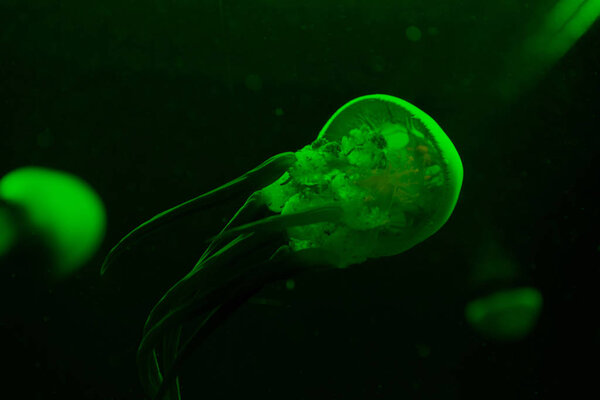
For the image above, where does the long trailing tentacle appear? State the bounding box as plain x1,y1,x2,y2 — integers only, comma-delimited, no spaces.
100,152,296,275
137,228,284,396
152,296,252,400
159,325,183,400
137,232,255,397
208,203,344,242
149,192,268,400
134,187,277,398
142,201,343,341
139,202,344,363
129,158,342,398
142,230,268,344
194,190,266,269
148,247,331,400
135,193,343,399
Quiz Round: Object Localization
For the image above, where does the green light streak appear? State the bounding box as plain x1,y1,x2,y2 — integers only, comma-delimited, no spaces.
499,0,600,99
528,0,600,61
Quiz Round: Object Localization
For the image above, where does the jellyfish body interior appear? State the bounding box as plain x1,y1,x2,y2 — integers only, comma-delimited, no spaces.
259,94,463,267
102,94,463,400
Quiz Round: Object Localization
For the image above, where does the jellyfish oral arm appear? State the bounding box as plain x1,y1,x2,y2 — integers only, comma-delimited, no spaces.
100,152,296,275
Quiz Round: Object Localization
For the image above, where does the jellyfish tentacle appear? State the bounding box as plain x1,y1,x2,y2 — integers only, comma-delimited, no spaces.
142,348,163,398
159,325,183,400
139,240,305,397
149,247,320,400
138,297,221,397
211,203,344,242
140,248,294,400
138,230,289,389
100,152,296,275
149,303,229,400
140,307,220,400
140,238,285,358
195,190,267,269
142,229,278,339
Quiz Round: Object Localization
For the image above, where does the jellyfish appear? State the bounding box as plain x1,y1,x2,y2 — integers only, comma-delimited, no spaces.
465,287,543,342
101,94,463,400
0,167,106,280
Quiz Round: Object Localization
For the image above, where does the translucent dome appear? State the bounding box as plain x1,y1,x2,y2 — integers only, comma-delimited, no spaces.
262,94,463,267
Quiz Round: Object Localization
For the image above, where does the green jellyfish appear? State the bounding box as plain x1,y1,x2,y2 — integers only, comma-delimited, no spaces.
102,94,463,400
465,287,543,342
0,167,107,279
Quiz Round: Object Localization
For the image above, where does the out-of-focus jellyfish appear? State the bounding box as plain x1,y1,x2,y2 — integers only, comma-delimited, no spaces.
498,0,600,100
465,235,543,342
101,94,463,400
465,286,543,342
0,167,107,280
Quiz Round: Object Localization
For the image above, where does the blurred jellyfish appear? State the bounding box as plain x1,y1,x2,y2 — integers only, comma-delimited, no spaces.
0,167,106,280
465,233,543,342
499,0,600,99
465,286,543,342
102,94,463,399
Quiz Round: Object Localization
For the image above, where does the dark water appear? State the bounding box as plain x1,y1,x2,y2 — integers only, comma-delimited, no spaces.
1,1,599,399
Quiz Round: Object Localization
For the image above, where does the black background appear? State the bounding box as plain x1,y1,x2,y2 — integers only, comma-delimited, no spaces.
1,1,599,399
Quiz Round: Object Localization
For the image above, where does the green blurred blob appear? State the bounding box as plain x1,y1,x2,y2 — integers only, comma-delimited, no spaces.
285,278,295,290
427,27,439,36
405,25,422,42
500,0,600,99
536,0,600,60
465,287,543,342
244,74,262,91
416,343,431,358
0,207,17,257
0,167,106,278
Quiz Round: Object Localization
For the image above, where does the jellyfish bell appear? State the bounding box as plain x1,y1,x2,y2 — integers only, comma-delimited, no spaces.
0,167,107,279
260,94,463,267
